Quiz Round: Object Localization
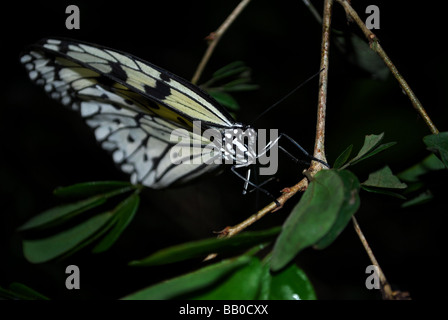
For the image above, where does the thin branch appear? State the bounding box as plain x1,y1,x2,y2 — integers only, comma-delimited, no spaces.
204,177,308,261
218,178,309,238
352,216,391,299
191,0,252,85
335,0,439,135
311,0,333,172
352,217,411,300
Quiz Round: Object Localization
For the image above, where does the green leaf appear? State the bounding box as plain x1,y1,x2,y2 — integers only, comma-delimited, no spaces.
314,170,361,249
212,61,246,79
129,227,280,266
401,190,433,208
423,132,448,169
398,154,445,183
122,255,253,300
333,144,353,169
258,263,316,300
270,170,344,271
338,134,396,169
351,142,396,165
208,91,240,111
18,196,107,231
92,194,140,253
22,211,114,263
360,185,406,199
349,133,384,163
222,83,260,92
362,166,407,189
53,181,134,199
189,257,263,300
0,283,49,300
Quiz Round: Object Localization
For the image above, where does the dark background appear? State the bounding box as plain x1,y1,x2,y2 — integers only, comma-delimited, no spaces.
1,0,447,299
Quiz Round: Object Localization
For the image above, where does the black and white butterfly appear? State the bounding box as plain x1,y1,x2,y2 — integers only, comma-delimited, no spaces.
20,38,323,195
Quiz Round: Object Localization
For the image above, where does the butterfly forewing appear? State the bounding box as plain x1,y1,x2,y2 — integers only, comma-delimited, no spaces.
20,38,230,188
23,38,236,128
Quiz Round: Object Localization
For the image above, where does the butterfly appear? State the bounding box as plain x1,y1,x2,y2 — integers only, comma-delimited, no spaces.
20,38,323,196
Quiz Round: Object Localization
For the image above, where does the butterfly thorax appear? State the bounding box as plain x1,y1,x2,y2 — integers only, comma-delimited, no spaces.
221,124,257,168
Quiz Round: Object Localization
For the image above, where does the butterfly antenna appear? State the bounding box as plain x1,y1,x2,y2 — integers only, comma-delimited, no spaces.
251,68,324,126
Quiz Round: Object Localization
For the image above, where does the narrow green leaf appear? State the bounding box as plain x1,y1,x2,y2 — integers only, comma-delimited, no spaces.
362,166,407,189
423,132,448,169
212,61,246,78
221,77,250,87
208,91,240,111
222,83,260,92
0,283,49,300
53,181,134,199
343,133,385,168
92,194,140,253
122,255,252,300
351,133,384,162
351,142,396,165
270,170,343,271
398,154,445,183
333,144,353,169
258,264,316,300
190,257,263,300
18,196,106,231
401,190,433,208
22,211,114,263
314,170,361,249
360,185,406,199
129,227,280,266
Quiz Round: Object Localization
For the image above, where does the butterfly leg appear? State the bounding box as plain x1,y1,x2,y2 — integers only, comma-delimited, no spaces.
278,133,330,168
278,145,311,166
230,166,280,207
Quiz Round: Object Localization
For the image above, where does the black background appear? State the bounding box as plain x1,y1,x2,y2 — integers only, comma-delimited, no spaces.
1,0,447,300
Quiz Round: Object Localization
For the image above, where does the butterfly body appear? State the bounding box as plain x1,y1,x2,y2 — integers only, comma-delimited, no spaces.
20,38,260,189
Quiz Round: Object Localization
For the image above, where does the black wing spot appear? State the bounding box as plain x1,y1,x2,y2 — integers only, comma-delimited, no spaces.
109,61,128,81
97,74,117,88
160,72,170,82
124,98,134,105
143,80,171,100
127,134,135,143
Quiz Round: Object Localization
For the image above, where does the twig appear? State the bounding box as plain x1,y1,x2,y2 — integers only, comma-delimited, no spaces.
352,216,391,298
191,0,252,85
204,178,308,261
352,217,411,300
218,178,309,238
311,0,333,172
335,0,439,135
